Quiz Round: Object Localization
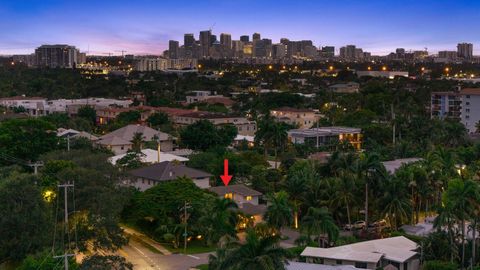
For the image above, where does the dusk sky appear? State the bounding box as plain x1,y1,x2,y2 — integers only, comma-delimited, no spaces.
1,0,479,56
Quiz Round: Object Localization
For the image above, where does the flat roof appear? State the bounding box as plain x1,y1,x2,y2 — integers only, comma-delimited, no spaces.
288,127,361,137
301,236,418,264
460,88,480,95
382,158,423,174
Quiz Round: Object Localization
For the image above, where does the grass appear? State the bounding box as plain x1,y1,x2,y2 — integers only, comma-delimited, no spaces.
163,240,216,254
195,264,209,270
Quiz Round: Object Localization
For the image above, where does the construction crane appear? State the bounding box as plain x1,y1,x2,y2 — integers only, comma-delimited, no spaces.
115,50,127,57
209,22,216,32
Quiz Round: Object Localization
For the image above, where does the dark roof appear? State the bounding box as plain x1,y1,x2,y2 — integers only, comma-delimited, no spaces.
129,161,212,182
209,184,262,197
180,111,244,119
239,203,267,216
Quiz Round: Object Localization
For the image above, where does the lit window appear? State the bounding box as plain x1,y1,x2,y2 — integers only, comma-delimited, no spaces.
224,193,233,199
246,196,252,201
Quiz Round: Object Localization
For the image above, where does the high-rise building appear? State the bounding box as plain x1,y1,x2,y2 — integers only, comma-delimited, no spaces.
457,43,473,59
199,30,211,58
169,40,179,59
240,35,250,43
438,50,457,60
280,38,290,46
252,33,261,41
220,33,232,49
184,34,195,58
340,45,357,60
35,44,80,68
272,43,286,59
184,34,195,47
232,40,244,58
321,46,335,58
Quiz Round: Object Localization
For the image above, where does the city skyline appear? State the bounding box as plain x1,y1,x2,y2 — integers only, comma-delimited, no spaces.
1,0,480,56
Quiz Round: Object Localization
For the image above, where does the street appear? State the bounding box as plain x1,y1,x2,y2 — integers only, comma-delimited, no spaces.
118,229,210,270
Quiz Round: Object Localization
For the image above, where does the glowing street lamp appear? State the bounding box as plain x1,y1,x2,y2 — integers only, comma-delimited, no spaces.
382,66,387,71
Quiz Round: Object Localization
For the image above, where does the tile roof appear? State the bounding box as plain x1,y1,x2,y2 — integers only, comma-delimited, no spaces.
129,161,212,182
209,184,262,197
460,88,480,95
271,107,315,113
100,124,171,142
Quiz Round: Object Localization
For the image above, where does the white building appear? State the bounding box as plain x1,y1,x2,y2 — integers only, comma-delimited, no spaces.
356,71,408,79
459,88,480,133
329,82,360,93
301,236,420,270
0,96,132,117
109,148,188,165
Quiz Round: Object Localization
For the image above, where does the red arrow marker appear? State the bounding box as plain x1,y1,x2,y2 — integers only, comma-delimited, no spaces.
220,159,232,186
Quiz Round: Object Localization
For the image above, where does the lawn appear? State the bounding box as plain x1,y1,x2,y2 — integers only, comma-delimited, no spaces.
195,264,209,270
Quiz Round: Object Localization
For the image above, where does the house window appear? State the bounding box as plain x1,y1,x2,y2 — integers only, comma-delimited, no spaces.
245,196,252,201
336,260,343,265
467,95,471,98
224,193,233,199
355,262,368,269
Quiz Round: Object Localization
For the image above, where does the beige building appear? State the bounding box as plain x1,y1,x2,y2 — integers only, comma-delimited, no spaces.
270,107,320,129
96,124,175,154
174,112,257,136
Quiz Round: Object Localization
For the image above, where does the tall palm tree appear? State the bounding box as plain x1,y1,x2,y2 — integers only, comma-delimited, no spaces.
131,132,144,152
381,177,411,230
212,228,291,270
443,179,480,269
301,207,339,247
199,198,238,246
329,172,357,227
255,114,288,168
352,152,384,228
434,204,459,263
264,191,292,230
283,166,308,229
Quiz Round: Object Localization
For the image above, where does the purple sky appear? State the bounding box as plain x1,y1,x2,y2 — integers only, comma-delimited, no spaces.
1,0,479,56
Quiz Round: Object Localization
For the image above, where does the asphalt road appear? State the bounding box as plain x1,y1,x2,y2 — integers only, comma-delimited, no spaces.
118,237,210,270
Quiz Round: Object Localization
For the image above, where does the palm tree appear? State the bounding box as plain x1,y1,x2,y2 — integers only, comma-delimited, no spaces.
301,207,339,247
443,179,480,269
212,228,291,270
352,152,384,228
264,191,292,230
199,198,238,246
329,172,356,227
381,177,411,230
255,114,288,168
283,161,312,229
434,204,459,263
131,132,144,152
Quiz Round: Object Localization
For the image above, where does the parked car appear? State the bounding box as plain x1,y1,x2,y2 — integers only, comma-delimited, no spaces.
343,220,366,230
369,219,389,228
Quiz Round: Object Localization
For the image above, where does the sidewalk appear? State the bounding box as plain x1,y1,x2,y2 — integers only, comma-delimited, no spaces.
122,226,173,255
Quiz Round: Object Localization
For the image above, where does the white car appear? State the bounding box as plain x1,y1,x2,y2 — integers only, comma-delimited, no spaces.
343,221,366,230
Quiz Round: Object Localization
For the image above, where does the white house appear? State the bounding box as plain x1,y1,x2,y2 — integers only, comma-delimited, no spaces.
301,236,420,270
109,148,188,165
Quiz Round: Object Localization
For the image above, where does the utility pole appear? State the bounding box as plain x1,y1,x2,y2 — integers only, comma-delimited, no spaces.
181,201,191,254
391,103,396,145
54,182,75,270
67,135,70,152
28,161,44,175
316,118,319,148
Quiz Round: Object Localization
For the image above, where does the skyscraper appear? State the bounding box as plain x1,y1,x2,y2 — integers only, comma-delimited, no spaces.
35,44,79,68
199,30,211,58
252,33,261,41
321,46,335,58
220,33,232,49
457,43,473,59
184,34,195,58
340,45,357,60
272,43,286,59
240,35,250,43
168,40,179,59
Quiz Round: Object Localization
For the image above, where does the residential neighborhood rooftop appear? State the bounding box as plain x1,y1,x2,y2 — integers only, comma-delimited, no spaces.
209,184,262,197
129,161,212,182
301,236,418,264
288,127,361,137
